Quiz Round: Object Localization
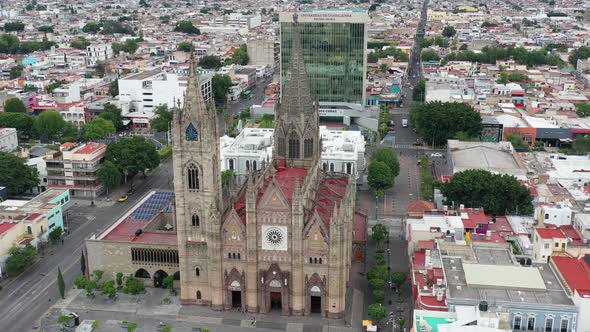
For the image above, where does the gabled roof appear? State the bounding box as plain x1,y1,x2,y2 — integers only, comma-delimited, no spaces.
536,228,566,239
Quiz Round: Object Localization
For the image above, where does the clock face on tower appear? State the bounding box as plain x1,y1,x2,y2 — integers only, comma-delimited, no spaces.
261,225,288,251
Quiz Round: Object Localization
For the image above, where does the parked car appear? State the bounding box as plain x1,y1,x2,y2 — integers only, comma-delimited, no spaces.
118,195,129,202
430,153,443,158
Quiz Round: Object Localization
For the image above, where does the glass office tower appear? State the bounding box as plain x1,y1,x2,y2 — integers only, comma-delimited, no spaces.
280,9,369,105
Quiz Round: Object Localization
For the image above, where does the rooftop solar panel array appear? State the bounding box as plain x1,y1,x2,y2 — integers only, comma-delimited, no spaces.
130,191,175,221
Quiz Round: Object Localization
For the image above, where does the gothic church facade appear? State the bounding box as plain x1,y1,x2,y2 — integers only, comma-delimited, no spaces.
172,17,367,318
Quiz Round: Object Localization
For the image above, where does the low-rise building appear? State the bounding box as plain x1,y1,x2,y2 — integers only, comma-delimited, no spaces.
0,212,49,275
447,140,526,179
0,189,70,232
0,128,18,152
85,43,113,66
220,127,366,183
45,142,106,199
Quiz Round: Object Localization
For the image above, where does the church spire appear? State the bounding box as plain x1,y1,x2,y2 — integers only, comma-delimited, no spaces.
274,12,320,169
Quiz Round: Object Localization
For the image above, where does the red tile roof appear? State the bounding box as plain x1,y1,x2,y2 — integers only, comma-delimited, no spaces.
552,256,590,293
536,228,566,239
25,213,42,221
418,240,435,250
75,142,105,155
0,222,17,235
406,200,435,213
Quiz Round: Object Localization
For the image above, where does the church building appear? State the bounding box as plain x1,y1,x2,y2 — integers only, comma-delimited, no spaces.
172,16,366,318
84,15,366,319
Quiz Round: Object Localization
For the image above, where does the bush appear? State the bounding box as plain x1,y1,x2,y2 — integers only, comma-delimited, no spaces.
5,246,37,276
159,146,172,161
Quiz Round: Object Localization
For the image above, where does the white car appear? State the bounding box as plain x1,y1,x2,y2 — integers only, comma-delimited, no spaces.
430,153,443,158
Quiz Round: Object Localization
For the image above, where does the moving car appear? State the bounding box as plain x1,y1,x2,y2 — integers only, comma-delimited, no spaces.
118,195,129,202
402,119,408,127
430,152,443,158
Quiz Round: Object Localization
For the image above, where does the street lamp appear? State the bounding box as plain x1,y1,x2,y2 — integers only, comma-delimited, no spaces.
375,194,379,219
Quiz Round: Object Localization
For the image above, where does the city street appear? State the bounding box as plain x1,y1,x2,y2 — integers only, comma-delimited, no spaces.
0,161,173,332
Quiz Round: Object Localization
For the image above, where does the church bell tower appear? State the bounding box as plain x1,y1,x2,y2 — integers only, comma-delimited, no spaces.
172,57,224,308
274,13,321,169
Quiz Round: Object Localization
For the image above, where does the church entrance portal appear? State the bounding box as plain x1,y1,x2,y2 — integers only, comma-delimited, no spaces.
310,296,322,314
270,292,282,311
231,291,242,308
153,270,168,288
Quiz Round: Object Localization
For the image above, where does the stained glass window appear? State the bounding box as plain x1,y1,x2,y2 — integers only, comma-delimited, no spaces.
186,123,198,141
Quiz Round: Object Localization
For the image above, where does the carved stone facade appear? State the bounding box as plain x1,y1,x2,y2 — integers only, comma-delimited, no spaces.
172,17,366,319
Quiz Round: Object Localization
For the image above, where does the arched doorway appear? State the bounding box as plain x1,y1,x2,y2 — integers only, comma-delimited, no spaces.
224,268,245,312
305,273,326,317
173,271,180,280
135,268,150,279
260,264,289,315
153,270,168,288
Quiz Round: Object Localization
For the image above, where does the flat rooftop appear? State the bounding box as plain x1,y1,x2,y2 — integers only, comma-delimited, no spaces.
443,247,573,306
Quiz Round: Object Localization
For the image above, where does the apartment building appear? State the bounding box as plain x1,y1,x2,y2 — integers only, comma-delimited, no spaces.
118,70,213,114
0,212,48,275
45,142,106,198
0,128,18,152
85,43,113,66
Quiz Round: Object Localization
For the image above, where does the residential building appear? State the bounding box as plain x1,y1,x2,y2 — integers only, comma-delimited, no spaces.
45,142,106,198
535,201,573,227
85,43,113,66
0,189,70,232
0,128,18,152
280,9,369,104
118,70,213,114
532,228,569,263
50,83,81,104
0,213,48,275
247,39,280,67
551,256,590,332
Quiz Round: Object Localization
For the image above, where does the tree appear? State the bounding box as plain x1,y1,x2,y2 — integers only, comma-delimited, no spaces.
369,4,378,11
367,304,387,322
57,267,65,299
81,252,86,275
174,20,200,34
481,21,498,28
379,63,387,73
5,246,37,276
569,46,589,65
421,49,440,62
0,152,39,195
0,34,20,54
121,39,139,54
371,223,388,247
101,280,117,299
82,22,100,34
369,278,386,290
230,44,249,65
100,21,134,35
507,134,530,151
212,74,232,102
442,26,456,37
34,110,67,141
37,25,54,33
459,43,468,51
70,37,90,50
441,169,533,215
410,102,482,147
367,265,388,283
108,80,119,97
390,272,407,290
116,272,124,288
177,41,192,52
150,104,173,132
413,79,426,102
123,277,145,294
84,118,115,140
372,290,385,303
4,22,25,32
199,55,222,69
371,148,400,179
49,226,63,243
106,136,160,180
97,161,121,195
4,98,26,113
163,275,174,292
576,103,590,118
139,0,149,7
10,65,24,79
572,136,590,155
99,103,124,130
368,161,394,195
0,112,35,139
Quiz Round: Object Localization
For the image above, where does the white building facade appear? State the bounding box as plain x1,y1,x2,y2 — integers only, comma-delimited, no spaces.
220,127,366,183
117,70,213,114
0,128,18,152
85,44,113,66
